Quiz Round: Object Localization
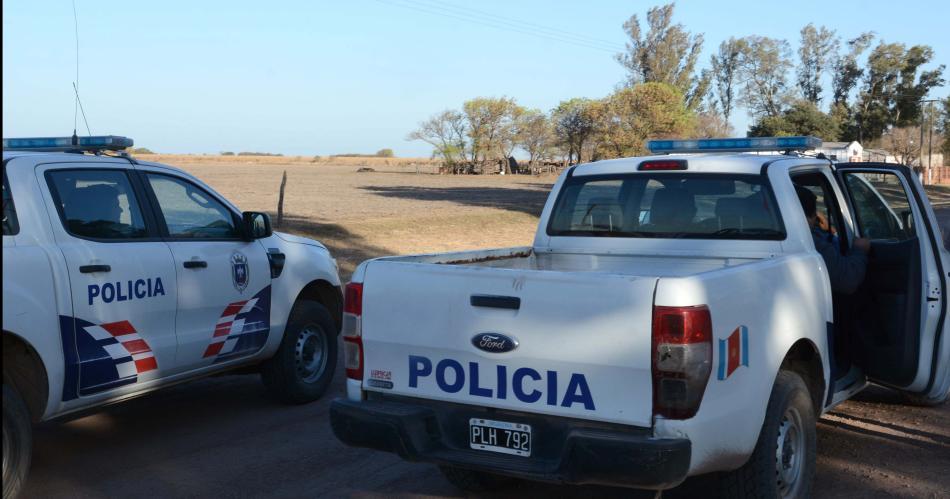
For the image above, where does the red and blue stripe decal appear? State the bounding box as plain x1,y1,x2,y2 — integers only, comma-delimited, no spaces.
718,325,749,380
60,316,158,401
202,285,271,364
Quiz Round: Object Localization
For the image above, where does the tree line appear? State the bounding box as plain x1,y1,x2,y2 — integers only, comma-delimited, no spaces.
410,3,949,172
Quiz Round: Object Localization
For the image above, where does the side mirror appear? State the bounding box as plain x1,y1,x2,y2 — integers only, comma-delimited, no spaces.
242,212,272,240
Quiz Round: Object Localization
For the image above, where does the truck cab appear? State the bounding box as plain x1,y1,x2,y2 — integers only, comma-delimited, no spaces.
2,136,343,498
330,136,949,498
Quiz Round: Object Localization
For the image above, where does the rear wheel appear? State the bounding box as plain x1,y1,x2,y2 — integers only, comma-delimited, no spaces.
720,370,816,499
438,466,517,492
261,300,338,404
3,384,32,499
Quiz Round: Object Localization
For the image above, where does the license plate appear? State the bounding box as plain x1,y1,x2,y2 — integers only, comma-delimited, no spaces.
469,418,531,457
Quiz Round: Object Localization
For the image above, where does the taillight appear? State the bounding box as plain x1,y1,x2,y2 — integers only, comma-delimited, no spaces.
652,305,712,419
342,282,364,380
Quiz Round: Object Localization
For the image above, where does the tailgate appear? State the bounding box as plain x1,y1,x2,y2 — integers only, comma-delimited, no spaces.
360,260,657,427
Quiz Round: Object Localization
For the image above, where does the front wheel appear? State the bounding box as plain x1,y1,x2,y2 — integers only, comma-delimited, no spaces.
719,370,816,499
261,300,338,404
3,384,32,499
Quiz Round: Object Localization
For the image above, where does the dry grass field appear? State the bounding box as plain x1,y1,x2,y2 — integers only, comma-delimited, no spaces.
150,154,557,278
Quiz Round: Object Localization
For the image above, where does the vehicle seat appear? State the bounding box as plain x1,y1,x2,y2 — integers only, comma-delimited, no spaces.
65,185,122,231
648,188,696,231
582,197,624,231
714,195,772,230
714,197,748,229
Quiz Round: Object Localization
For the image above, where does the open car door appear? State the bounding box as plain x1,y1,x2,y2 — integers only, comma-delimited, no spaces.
834,163,949,402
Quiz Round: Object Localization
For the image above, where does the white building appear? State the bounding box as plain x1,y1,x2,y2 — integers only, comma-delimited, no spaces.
814,141,863,162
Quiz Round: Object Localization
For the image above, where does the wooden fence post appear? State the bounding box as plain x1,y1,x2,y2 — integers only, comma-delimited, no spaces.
276,170,287,228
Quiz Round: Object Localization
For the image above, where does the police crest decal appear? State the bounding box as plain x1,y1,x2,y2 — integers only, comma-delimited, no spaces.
231,251,249,293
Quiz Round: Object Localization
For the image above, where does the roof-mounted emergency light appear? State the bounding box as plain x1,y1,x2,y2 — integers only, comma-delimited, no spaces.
647,136,821,154
2,135,134,153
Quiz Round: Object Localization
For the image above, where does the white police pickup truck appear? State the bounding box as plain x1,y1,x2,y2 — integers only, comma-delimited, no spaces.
331,137,949,498
2,136,343,498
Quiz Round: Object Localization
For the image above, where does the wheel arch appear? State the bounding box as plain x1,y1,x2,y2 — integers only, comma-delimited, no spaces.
3,330,51,422
780,338,825,417
293,279,343,333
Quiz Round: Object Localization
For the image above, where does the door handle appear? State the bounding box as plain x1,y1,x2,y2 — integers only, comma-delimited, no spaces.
183,260,208,269
470,294,521,310
79,264,111,274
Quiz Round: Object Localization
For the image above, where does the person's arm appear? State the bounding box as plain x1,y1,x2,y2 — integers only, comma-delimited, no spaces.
816,238,868,295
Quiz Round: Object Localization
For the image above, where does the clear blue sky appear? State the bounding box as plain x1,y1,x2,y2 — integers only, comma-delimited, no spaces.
3,0,948,156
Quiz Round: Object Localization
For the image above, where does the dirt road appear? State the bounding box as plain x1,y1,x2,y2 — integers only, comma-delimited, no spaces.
21,363,950,498
19,161,950,498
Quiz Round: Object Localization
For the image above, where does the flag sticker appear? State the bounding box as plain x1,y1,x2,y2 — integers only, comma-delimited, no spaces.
718,325,749,380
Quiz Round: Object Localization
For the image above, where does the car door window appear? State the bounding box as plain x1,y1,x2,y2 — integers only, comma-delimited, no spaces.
146,174,240,239
47,170,148,240
3,169,19,235
843,172,914,241
792,172,847,252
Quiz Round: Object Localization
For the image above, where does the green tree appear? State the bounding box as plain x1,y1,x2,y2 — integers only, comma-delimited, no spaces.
831,32,874,107
375,148,394,158
737,36,794,119
748,100,841,140
462,97,521,172
710,37,746,123
516,109,555,170
596,82,695,158
551,98,598,164
797,24,839,104
854,42,946,141
616,3,708,110
407,109,467,168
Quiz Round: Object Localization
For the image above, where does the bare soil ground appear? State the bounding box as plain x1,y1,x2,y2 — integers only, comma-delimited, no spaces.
160,156,555,278
21,156,950,499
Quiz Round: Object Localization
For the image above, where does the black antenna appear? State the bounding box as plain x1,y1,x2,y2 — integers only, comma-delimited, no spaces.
72,82,92,136
71,0,91,138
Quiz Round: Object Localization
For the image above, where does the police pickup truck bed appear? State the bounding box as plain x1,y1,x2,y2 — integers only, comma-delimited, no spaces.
331,138,950,498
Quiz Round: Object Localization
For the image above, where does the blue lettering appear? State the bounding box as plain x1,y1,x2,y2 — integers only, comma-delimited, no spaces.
468,363,493,398
101,283,115,303
496,365,507,400
408,355,431,388
436,359,465,393
561,373,596,410
87,285,100,305
117,281,128,302
546,370,558,406
513,367,542,403
134,279,147,299
153,277,165,297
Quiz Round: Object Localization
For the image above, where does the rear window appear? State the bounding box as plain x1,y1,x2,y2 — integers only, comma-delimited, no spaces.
547,173,785,240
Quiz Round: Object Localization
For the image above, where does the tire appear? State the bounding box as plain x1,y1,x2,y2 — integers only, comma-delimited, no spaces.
261,300,338,404
900,388,949,407
438,466,517,492
720,370,816,499
3,384,32,499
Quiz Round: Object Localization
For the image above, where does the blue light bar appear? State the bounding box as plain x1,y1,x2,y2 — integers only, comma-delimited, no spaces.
2,135,134,152
647,136,822,154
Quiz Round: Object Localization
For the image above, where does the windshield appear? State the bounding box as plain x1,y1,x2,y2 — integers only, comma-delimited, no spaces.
547,173,786,240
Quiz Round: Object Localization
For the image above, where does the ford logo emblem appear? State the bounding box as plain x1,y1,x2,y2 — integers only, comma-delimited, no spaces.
472,332,518,353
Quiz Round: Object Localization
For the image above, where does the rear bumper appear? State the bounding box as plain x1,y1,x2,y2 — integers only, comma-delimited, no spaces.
330,396,691,490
